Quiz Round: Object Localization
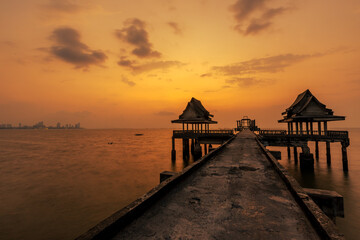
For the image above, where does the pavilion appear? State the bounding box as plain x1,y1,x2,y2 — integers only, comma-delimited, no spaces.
278,89,345,135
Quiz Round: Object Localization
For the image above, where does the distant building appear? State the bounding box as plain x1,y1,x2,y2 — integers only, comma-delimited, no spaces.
56,122,61,128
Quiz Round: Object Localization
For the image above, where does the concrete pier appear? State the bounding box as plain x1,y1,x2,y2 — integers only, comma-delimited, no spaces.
75,130,345,240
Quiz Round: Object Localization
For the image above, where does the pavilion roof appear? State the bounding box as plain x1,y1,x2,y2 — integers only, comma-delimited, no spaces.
278,89,345,122
171,97,217,124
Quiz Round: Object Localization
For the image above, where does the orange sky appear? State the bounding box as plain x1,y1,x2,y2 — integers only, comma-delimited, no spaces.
0,0,359,128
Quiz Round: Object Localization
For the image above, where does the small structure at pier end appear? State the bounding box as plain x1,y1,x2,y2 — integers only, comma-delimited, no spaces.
235,116,259,131
259,89,350,171
171,97,233,160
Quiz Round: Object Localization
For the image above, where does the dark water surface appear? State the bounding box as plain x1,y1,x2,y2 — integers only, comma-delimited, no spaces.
0,128,359,239
0,129,192,240
269,128,360,240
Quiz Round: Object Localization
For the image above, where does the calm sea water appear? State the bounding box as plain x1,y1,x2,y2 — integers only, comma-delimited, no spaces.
0,128,359,240
268,128,360,240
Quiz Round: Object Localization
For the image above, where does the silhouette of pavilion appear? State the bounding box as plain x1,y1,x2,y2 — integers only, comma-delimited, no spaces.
171,97,233,160
259,89,350,171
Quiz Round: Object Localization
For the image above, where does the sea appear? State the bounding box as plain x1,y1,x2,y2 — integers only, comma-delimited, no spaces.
0,128,359,240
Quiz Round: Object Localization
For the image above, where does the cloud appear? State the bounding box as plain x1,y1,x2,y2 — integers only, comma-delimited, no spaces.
121,76,136,87
200,73,212,77
230,0,266,21
41,0,83,13
118,58,185,74
230,0,289,35
167,22,183,35
211,53,320,76
115,18,161,58
49,27,107,69
154,111,176,116
226,77,264,87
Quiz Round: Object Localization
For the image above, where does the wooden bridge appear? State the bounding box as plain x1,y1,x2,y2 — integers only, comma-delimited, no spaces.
257,129,350,171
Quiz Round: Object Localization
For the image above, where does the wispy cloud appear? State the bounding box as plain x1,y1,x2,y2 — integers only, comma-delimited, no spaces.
154,111,176,116
41,0,84,13
167,22,183,35
48,27,107,69
121,76,136,87
118,57,185,74
211,53,321,76
115,18,161,58
225,77,275,87
229,0,289,35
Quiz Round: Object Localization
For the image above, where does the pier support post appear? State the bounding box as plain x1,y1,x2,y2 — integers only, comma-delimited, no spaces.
326,141,331,165
300,145,314,170
315,141,319,160
287,146,291,159
293,147,298,163
190,139,195,154
193,140,202,160
341,143,348,172
171,136,176,161
183,138,190,160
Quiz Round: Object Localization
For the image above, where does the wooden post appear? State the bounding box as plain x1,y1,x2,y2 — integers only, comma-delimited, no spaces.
326,141,331,165
290,122,293,134
296,122,299,134
294,147,298,163
287,123,290,135
341,143,348,171
299,122,303,135
318,122,322,135
310,122,313,135
315,141,319,160
182,122,184,131
306,122,309,135
204,144,207,155
287,146,291,159
171,136,176,161
324,121,328,136
183,138,189,160
191,139,194,154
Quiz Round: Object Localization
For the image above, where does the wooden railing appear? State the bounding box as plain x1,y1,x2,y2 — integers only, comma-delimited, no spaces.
173,129,234,138
259,130,348,138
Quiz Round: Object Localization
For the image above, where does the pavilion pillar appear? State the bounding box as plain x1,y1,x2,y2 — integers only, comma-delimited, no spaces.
294,147,298,163
171,136,176,161
296,122,299,134
310,122,313,135
182,123,184,131
306,122,309,135
204,144,207,155
318,122,322,135
324,121,328,136
326,141,331,165
299,122,303,135
186,123,189,131
315,141,319,160
341,142,348,172
290,122,293,134
201,124,203,132
287,146,291,159
287,123,291,135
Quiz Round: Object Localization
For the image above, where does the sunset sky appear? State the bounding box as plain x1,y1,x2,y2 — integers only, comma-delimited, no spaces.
1,0,359,128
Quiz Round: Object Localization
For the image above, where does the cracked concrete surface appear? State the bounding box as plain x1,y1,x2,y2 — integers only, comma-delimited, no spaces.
112,130,320,240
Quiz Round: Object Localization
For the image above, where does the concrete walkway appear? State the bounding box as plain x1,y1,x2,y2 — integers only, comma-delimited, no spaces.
112,130,319,239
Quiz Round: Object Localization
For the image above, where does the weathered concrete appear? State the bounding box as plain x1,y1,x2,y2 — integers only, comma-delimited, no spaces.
111,130,321,239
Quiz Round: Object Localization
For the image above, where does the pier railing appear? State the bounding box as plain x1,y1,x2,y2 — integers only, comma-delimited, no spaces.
173,130,234,138
258,130,349,139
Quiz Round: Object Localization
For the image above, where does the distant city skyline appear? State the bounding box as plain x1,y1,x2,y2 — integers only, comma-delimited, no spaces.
0,121,81,129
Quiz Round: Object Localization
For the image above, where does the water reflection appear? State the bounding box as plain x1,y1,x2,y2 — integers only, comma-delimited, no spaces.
268,128,360,240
